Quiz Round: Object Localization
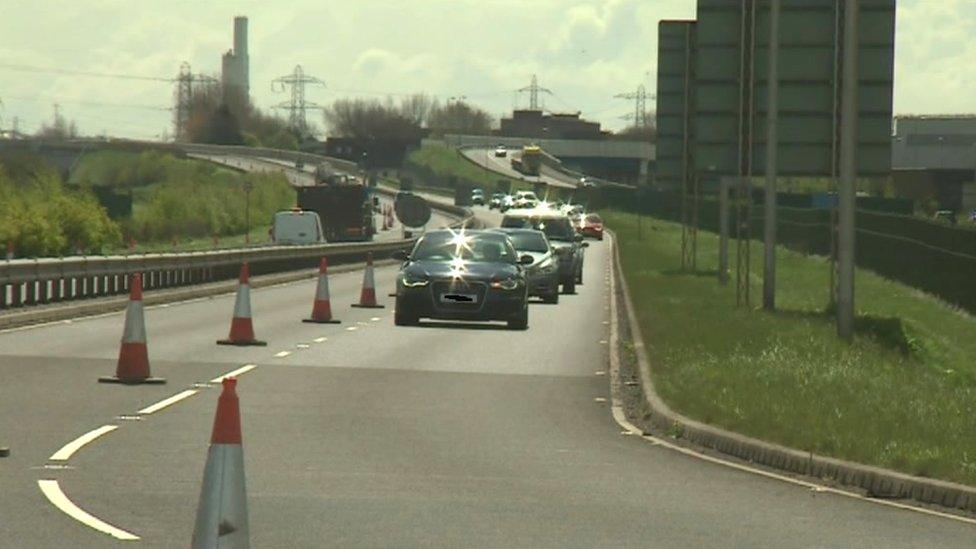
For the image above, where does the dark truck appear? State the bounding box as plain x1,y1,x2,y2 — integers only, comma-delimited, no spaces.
297,167,376,242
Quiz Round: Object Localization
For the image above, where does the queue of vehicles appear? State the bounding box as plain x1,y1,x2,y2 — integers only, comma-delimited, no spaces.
393,190,603,330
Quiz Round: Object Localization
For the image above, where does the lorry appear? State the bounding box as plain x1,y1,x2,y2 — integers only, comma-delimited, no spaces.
511,144,542,176
297,165,376,242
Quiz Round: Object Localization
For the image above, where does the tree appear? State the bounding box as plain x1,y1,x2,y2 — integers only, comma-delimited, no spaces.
323,98,424,140
612,114,656,142
35,106,78,140
427,101,492,136
185,80,292,145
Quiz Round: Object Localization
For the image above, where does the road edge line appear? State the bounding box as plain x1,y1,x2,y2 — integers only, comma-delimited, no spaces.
605,230,976,525
38,479,140,541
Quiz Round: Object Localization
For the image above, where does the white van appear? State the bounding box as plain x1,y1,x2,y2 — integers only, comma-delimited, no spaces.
271,209,324,245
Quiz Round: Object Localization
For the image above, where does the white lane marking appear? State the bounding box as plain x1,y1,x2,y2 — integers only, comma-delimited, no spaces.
313,337,327,343
604,232,976,527
296,343,310,349
49,425,118,462
370,317,381,322
345,326,358,332
274,351,292,358
137,389,198,415
210,364,257,383
38,480,140,541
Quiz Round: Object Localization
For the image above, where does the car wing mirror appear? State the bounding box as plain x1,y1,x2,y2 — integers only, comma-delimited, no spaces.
519,255,535,265
581,242,590,248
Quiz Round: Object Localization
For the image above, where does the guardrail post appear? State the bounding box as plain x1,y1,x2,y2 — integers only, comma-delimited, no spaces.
24,281,37,305
11,283,23,307
0,283,7,309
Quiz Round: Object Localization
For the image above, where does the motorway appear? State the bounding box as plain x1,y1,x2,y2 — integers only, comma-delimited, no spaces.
1,167,974,547
460,148,580,191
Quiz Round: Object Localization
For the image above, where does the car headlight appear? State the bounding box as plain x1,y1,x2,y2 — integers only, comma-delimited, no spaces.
533,257,556,273
401,274,429,287
490,277,521,290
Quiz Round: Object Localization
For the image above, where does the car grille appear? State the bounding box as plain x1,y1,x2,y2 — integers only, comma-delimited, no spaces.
431,280,488,312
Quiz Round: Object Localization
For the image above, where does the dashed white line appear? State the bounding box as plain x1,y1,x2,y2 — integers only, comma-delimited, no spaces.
313,337,327,343
345,326,358,332
38,480,140,541
274,351,292,358
49,425,118,462
137,389,198,415
210,363,257,383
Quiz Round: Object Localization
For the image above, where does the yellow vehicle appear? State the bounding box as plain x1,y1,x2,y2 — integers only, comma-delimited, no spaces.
511,144,542,176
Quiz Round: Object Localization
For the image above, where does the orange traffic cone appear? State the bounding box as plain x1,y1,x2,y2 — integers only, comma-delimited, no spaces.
99,273,166,384
191,377,250,549
217,263,267,346
303,257,340,324
351,252,385,308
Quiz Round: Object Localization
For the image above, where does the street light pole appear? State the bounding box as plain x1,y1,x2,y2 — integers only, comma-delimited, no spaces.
763,0,780,311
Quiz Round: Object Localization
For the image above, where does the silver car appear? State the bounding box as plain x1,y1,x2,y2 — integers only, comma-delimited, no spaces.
490,228,560,304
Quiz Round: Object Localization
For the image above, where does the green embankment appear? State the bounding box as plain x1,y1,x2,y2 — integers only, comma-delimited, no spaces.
609,209,976,486
75,151,295,253
0,154,120,257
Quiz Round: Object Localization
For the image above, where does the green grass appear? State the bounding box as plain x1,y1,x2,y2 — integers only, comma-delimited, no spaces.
608,209,976,485
105,223,274,254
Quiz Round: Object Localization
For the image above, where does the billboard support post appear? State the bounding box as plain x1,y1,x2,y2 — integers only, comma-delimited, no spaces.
763,0,780,311
837,0,859,340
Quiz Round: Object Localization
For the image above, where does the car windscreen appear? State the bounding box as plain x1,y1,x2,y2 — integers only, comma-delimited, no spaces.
502,216,576,241
503,231,549,253
412,233,517,263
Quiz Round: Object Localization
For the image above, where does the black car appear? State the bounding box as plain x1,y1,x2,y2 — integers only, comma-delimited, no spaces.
490,228,560,304
394,230,533,329
501,211,587,294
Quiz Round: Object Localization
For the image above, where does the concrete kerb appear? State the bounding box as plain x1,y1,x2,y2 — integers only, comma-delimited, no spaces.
0,259,402,332
607,229,976,516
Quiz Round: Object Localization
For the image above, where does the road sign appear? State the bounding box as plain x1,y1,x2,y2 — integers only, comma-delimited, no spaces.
395,195,432,228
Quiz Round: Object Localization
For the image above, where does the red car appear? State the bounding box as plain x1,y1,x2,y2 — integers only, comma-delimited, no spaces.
578,213,604,240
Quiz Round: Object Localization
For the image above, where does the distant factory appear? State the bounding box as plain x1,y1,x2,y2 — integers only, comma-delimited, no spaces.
221,16,249,104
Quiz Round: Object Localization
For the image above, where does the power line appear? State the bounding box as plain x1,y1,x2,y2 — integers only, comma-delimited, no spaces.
0,62,173,82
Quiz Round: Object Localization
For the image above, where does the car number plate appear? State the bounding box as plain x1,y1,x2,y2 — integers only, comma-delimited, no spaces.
440,293,478,304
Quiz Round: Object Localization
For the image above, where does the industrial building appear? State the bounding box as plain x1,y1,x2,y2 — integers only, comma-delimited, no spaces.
221,16,249,104
892,115,976,211
499,110,603,140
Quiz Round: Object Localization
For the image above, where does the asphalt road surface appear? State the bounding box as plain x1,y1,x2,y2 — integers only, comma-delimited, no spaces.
1,205,974,544
461,148,579,190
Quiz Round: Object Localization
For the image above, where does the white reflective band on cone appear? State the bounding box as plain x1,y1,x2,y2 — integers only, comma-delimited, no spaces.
316,274,330,300
121,301,146,343
192,444,249,549
364,266,375,290
232,285,252,319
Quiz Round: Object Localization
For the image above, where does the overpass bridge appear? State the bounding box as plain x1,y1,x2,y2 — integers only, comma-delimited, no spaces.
439,135,654,185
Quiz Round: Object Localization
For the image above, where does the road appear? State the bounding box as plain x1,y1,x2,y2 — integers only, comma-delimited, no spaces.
0,170,974,546
461,148,580,191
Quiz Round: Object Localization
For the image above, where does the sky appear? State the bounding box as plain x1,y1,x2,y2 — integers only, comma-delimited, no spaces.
1,0,975,140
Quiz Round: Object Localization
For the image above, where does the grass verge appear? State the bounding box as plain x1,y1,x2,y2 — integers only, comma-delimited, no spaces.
607,209,976,486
